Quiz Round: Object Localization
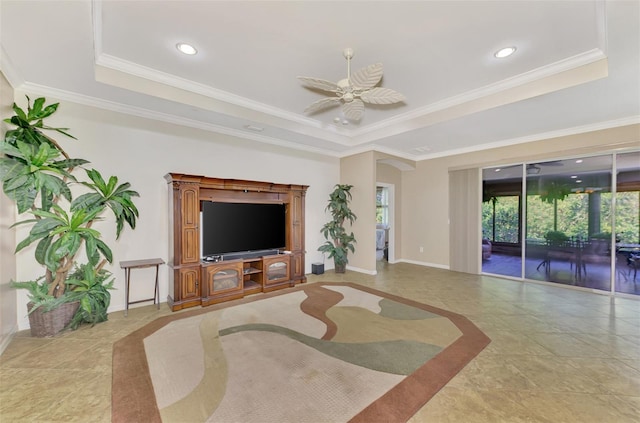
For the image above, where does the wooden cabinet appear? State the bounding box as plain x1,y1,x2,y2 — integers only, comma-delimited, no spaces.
263,254,291,291
202,260,244,306
289,190,306,285
180,267,200,300
165,173,308,311
167,266,201,311
171,182,200,265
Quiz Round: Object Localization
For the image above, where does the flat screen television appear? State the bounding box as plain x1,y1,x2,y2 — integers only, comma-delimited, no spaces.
201,201,286,257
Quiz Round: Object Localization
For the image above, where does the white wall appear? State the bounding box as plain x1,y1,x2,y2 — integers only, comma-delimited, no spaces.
11,94,339,330
341,151,377,274
0,72,17,352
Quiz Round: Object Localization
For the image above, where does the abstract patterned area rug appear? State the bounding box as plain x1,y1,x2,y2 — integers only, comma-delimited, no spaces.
112,283,490,422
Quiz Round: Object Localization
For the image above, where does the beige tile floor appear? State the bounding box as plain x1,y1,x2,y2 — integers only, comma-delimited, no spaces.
1,262,639,422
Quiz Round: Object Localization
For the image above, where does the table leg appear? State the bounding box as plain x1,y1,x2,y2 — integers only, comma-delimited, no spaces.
154,264,160,309
124,268,130,317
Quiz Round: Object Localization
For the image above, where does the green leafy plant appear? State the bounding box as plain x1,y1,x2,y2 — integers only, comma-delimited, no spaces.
66,263,114,329
539,181,571,204
545,230,569,243
1,96,139,331
10,277,76,313
318,184,357,273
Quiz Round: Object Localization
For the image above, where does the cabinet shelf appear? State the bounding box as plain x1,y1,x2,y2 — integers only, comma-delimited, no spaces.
243,267,262,275
243,279,262,294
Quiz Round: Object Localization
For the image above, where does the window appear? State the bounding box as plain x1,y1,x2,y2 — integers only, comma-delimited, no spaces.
376,187,389,225
482,195,520,243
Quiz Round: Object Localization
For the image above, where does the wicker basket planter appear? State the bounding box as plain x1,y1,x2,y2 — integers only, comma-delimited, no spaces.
27,301,80,337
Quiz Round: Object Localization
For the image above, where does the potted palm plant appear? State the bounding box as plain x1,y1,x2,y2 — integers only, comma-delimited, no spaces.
318,184,357,273
1,97,139,336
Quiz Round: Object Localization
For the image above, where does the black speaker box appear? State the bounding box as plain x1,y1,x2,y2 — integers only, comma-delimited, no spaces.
311,262,324,275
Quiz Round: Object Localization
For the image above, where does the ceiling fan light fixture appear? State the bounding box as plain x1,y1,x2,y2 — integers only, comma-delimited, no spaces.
176,43,197,55
494,46,516,58
298,48,405,122
526,165,541,175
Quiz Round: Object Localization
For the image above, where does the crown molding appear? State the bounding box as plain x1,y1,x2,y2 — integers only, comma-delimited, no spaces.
11,81,635,165
94,47,607,148
96,53,330,130
16,82,344,158
596,0,608,54
90,0,353,146
413,115,640,161
91,0,103,63
350,48,608,144
90,0,610,150
94,57,356,145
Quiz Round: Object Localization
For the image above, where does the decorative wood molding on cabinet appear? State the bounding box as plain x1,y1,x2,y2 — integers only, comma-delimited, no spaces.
165,173,308,311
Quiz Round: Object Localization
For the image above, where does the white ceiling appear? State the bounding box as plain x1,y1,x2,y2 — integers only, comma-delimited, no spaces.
1,0,639,160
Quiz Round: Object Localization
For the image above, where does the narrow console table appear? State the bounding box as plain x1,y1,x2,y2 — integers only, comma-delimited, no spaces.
120,258,165,316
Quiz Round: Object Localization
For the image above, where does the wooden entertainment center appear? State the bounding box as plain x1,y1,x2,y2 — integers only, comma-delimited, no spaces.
165,173,308,311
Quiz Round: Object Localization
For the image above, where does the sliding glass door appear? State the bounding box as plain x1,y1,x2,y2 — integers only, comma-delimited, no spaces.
524,156,612,290
482,165,523,278
615,152,640,295
482,152,639,296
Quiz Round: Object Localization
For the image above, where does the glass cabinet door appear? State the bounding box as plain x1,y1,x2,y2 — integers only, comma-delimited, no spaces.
262,255,291,287
213,269,240,291
267,261,288,282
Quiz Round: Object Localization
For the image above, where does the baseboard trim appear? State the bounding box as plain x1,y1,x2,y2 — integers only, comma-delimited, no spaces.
345,265,377,275
0,325,18,356
396,259,450,270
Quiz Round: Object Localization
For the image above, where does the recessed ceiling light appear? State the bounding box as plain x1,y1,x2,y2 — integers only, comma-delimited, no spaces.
571,175,577,178
176,43,197,55
494,46,516,58
576,180,583,183
495,168,501,172
575,159,583,163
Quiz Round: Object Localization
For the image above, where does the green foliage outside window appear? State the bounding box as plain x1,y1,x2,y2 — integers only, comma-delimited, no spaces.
607,191,640,243
482,195,519,243
527,192,640,242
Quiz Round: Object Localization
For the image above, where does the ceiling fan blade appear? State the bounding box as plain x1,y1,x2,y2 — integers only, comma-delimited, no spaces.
297,77,339,93
350,63,383,90
342,99,365,121
360,87,406,105
304,97,341,114
538,160,564,166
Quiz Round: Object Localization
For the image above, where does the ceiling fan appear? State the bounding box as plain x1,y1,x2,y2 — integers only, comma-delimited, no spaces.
298,48,406,122
527,161,564,175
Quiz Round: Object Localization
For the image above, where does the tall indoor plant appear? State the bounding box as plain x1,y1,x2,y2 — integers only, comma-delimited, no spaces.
318,184,357,273
1,97,139,336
